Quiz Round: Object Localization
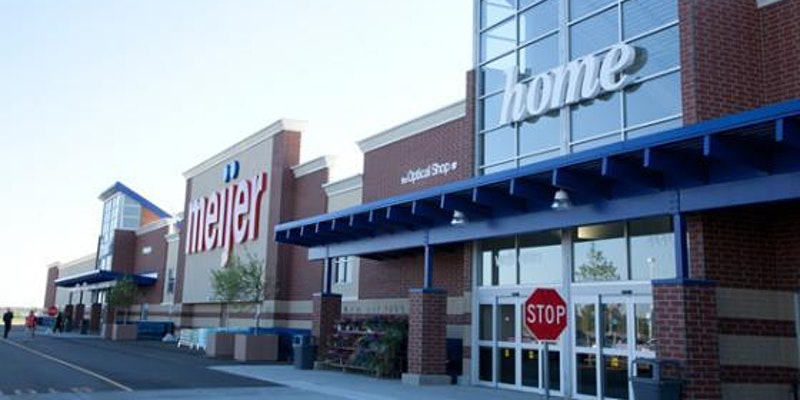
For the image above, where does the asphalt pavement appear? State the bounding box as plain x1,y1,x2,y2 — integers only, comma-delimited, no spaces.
0,327,559,400
0,327,274,397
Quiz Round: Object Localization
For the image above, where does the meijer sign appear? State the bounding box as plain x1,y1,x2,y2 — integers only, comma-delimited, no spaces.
185,172,267,266
499,43,637,126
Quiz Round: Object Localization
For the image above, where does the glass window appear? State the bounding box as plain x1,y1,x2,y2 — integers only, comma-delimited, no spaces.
481,237,516,285
480,52,515,95
570,92,621,142
521,349,539,387
519,230,562,284
571,133,619,153
635,303,655,352
602,303,627,349
624,72,682,127
548,351,561,390
482,126,516,167
627,117,681,139
576,353,598,396
519,0,558,44
628,27,680,80
519,111,561,156
481,18,516,62
575,303,596,347
630,217,675,280
603,355,629,399
574,222,626,282
483,161,516,175
520,150,560,166
498,347,516,384
479,346,494,381
480,304,493,340
569,0,615,21
480,92,505,131
570,7,618,59
477,0,680,176
334,256,351,284
519,34,559,78
623,0,678,39
498,304,516,342
481,0,515,29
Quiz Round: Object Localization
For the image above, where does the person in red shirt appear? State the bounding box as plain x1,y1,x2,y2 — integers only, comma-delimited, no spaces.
25,311,36,338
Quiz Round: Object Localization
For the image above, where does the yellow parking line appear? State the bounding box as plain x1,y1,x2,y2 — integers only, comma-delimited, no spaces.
2,339,133,392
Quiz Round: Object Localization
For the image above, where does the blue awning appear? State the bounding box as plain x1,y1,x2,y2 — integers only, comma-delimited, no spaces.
54,270,157,287
275,99,800,258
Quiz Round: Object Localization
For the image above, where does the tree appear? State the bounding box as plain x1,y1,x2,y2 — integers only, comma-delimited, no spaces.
106,277,139,324
210,253,267,331
576,244,619,282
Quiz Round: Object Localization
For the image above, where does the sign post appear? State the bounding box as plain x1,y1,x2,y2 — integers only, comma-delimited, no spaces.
524,288,568,399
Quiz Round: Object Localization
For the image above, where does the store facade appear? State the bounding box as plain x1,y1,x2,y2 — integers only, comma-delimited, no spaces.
41,0,800,398
276,1,800,399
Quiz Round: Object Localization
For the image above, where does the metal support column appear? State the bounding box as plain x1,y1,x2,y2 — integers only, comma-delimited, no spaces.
423,243,433,289
673,212,689,279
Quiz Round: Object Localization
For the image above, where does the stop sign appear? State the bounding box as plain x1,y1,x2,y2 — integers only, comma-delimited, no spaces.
47,305,58,317
524,288,567,341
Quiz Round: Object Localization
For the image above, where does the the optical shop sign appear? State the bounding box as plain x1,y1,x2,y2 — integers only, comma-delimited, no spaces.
185,161,267,266
499,43,638,125
401,161,458,185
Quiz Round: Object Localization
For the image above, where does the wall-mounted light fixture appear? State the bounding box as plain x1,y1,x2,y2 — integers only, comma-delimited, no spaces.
551,189,572,211
450,210,468,225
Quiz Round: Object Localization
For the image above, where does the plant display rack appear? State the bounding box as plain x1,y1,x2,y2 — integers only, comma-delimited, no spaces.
320,317,407,378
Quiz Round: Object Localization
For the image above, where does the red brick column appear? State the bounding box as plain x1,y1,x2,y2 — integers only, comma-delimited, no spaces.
89,303,102,333
312,293,341,360
402,288,450,385
74,304,86,333
653,279,720,400
63,304,74,332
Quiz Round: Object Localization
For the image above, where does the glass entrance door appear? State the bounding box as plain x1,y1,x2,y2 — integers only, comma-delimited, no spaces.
477,293,564,396
572,294,655,399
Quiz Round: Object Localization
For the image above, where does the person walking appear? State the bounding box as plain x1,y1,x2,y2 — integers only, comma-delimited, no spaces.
53,311,64,334
3,309,13,339
25,311,37,338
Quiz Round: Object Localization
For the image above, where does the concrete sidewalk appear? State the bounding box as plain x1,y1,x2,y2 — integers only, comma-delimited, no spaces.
213,364,560,400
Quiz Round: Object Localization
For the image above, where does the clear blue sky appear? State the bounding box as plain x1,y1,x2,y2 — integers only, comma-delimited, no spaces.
0,1,472,307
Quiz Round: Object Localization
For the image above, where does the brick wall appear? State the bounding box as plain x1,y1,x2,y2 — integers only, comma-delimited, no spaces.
653,282,721,399
43,266,58,308
407,289,447,376
284,168,328,301
358,244,468,299
682,200,800,393
759,0,800,105
688,202,800,290
682,0,800,124
133,226,169,304
111,230,137,275
312,293,342,359
268,131,301,302
362,72,474,203
681,0,763,124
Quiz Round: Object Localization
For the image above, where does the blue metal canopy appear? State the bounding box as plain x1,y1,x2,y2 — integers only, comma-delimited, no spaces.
275,99,800,259
54,270,157,287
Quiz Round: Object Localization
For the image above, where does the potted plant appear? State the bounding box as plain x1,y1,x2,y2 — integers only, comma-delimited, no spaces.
105,277,139,341
210,254,276,361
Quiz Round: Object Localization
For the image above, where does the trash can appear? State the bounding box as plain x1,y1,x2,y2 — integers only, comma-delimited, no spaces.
293,334,317,370
630,358,682,400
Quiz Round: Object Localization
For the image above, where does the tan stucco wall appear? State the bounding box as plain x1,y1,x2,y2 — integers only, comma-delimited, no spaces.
182,138,274,303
